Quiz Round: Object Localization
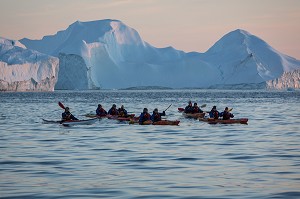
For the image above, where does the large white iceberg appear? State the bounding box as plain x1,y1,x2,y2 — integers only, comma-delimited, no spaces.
18,19,300,89
0,37,59,91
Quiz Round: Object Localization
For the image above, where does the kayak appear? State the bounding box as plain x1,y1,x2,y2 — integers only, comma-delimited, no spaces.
107,114,136,121
182,112,205,119
61,118,98,126
42,118,98,126
42,119,62,124
199,118,248,124
129,120,180,125
84,113,107,118
178,108,185,112
153,120,180,125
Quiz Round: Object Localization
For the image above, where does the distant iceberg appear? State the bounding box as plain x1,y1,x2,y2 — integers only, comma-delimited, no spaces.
0,37,59,91
4,19,300,90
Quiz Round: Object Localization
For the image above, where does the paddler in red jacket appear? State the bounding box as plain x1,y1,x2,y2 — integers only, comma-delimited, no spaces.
192,103,203,113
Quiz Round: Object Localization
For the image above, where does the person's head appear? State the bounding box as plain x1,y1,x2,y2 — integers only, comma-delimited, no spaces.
189,101,192,105
213,106,216,110
225,107,228,111
154,108,158,113
65,107,70,111
143,108,148,113
194,103,198,106
121,105,124,109
98,104,102,108
112,104,116,108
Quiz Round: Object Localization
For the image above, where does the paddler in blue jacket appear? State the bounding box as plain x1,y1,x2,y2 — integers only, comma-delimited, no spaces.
62,107,78,121
108,104,119,115
184,101,193,113
220,107,234,120
209,106,220,119
96,104,107,117
151,108,166,122
139,108,151,124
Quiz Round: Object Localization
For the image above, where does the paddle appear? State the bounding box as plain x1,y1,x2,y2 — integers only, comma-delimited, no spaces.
164,104,172,112
58,101,65,109
200,104,207,108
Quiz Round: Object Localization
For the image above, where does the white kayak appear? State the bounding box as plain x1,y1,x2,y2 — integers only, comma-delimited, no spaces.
42,118,98,126
62,118,98,126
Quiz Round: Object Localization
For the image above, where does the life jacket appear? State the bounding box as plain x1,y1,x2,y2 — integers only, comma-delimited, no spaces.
118,108,127,117
97,108,107,116
222,111,231,120
109,108,118,115
213,111,219,119
152,113,161,122
144,113,151,120
62,111,72,120
193,107,200,113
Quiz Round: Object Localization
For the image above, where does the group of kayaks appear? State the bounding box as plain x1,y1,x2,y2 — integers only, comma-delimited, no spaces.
178,107,248,124
42,102,248,126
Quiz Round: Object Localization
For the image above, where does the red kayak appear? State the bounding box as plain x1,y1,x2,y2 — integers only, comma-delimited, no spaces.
129,120,180,125
84,113,107,118
178,108,185,112
182,112,205,119
199,118,248,124
107,114,136,121
153,120,180,125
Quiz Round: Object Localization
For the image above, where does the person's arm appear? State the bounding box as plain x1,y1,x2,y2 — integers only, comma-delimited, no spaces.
160,111,166,116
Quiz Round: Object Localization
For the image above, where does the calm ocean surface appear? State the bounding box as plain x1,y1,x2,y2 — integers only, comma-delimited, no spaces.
0,90,299,199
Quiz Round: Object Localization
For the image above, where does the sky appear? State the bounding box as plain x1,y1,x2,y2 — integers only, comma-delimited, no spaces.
0,0,299,59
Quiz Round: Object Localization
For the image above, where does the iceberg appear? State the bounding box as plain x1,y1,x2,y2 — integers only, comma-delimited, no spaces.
17,19,300,90
0,37,59,91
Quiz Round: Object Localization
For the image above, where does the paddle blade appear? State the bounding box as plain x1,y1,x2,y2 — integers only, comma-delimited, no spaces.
178,108,184,112
229,108,233,112
58,101,65,109
200,104,207,108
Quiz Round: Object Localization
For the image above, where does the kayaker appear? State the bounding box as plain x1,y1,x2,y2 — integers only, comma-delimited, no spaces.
96,104,107,117
209,106,220,119
184,101,193,113
192,103,203,113
220,107,234,120
151,108,166,122
139,108,151,124
108,104,119,115
118,105,128,117
62,107,78,121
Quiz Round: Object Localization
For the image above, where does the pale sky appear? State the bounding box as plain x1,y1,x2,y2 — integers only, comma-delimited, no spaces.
0,0,299,59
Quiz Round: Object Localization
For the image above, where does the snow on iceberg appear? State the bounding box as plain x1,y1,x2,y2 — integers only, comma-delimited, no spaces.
0,37,59,91
19,20,300,89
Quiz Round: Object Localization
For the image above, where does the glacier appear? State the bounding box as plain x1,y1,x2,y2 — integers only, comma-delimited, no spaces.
0,37,59,91
9,19,300,90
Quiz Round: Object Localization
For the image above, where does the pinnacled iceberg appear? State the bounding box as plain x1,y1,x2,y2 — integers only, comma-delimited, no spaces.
0,37,59,91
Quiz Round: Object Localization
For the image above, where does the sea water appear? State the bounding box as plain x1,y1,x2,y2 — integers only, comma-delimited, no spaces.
0,90,299,199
